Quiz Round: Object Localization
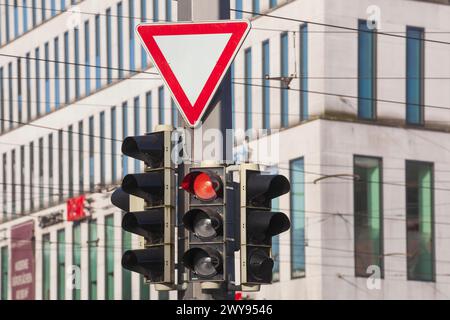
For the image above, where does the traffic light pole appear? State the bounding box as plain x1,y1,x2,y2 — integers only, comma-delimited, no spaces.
177,0,234,300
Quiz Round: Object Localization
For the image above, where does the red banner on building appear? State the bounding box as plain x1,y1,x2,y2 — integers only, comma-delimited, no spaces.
67,195,86,221
11,220,35,300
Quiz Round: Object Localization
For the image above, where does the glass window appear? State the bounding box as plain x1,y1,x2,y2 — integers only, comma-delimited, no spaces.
41,0,46,20
165,0,171,21
2,154,6,215
290,158,305,278
68,125,73,197
84,20,91,95
17,58,22,123
95,14,101,90
406,161,434,281
272,195,280,282
1,246,8,300
111,107,117,182
358,20,376,120
32,0,36,27
58,130,63,202
89,116,95,192
78,121,84,193
252,0,259,15
159,291,169,300
0,67,4,132
38,138,44,208
64,31,70,104
146,91,152,133
262,40,270,130
20,146,25,212
14,0,19,37
61,0,66,10
122,102,128,175
74,27,80,98
72,223,81,300
5,0,10,42
117,2,124,79
230,63,235,130
11,150,16,215
171,99,178,127
300,24,308,120
140,0,147,68
26,53,31,121
158,86,164,124
153,0,159,22
134,96,140,173
88,219,97,299
244,48,252,130
29,142,34,210
48,134,53,205
51,0,56,16
106,8,112,84
269,0,277,8
8,62,13,129
42,233,51,300
122,229,132,300
35,47,41,116
354,156,383,277
280,32,289,128
236,0,243,19
57,229,66,299
54,37,60,108
140,275,149,300
406,27,424,125
129,0,136,72
22,1,30,33
44,42,50,113
105,215,115,300
100,111,105,186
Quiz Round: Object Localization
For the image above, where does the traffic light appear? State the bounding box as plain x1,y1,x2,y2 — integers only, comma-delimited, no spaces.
239,164,291,289
111,125,176,289
180,165,229,285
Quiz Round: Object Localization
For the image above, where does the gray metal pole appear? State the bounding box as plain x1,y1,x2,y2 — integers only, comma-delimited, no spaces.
177,0,234,300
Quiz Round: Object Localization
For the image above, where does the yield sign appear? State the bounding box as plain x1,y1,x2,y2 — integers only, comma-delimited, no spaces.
136,21,251,127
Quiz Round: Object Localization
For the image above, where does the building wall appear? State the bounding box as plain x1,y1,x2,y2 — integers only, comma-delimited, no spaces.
1,0,450,300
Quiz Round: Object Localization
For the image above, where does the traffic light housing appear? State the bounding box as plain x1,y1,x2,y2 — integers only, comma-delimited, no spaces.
181,165,229,285
239,164,291,289
111,125,175,289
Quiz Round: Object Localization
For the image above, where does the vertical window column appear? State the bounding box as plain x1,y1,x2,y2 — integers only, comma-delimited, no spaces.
406,161,434,281
300,24,309,120
358,20,377,120
140,0,147,68
72,223,81,300
48,134,53,205
42,234,51,300
290,158,305,278
122,102,128,175
78,121,84,194
406,27,424,125
134,96,140,173
244,48,252,131
84,20,91,95
89,116,95,192
88,219,97,300
262,40,270,130
74,27,80,99
95,14,101,90
122,229,132,300
44,42,50,113
105,215,115,300
354,156,383,277
106,8,112,84
145,91,152,133
68,125,73,197
57,229,66,300
54,37,60,108
280,32,289,128
58,130,63,202
100,111,105,186
129,0,136,72
64,31,70,104
117,2,124,79
111,107,117,182
158,86,164,124
1,246,8,300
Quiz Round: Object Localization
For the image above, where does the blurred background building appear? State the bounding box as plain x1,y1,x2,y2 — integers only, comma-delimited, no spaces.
1,0,450,300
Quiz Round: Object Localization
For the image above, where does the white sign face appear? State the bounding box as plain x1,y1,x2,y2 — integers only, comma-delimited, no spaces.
137,21,251,128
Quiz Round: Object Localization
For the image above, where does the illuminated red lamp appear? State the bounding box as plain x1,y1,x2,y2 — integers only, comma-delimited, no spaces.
181,172,222,201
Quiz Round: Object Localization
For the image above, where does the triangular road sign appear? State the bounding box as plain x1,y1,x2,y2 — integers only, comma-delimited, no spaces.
136,21,251,128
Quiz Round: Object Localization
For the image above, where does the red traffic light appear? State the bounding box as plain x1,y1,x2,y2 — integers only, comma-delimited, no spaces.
181,171,222,201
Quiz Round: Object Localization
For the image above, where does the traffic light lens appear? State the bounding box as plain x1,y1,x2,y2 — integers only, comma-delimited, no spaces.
193,173,217,201
194,256,217,277
193,217,216,239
